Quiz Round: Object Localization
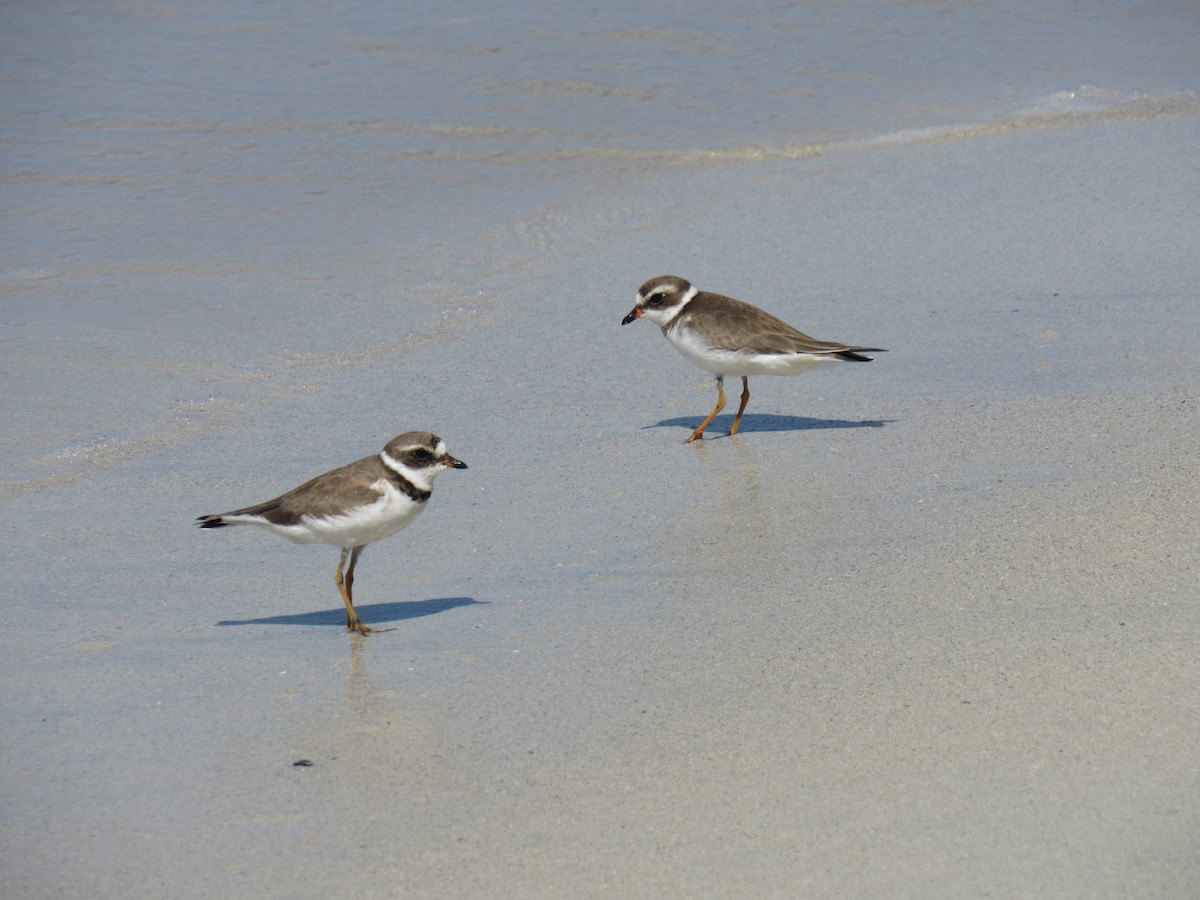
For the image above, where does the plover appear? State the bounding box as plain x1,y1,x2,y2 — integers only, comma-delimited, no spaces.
197,431,467,634
622,275,885,442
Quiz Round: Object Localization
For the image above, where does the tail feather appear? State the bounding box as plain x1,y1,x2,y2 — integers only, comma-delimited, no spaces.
196,499,287,529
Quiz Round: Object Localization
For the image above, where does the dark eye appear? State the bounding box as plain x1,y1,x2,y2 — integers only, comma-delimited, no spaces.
412,448,431,460
648,293,665,306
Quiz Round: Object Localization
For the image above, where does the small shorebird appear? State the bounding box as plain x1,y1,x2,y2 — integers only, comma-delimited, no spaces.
197,431,467,634
621,275,885,442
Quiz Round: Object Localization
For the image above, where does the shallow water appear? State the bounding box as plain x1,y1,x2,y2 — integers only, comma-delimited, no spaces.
4,1,1198,485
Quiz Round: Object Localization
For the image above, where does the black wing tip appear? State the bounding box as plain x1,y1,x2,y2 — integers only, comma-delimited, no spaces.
196,515,227,528
838,347,887,362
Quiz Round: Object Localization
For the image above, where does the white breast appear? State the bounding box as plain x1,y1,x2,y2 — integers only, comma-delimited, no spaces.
298,479,426,548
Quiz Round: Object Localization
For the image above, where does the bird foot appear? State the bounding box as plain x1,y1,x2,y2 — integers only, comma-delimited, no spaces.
347,622,396,635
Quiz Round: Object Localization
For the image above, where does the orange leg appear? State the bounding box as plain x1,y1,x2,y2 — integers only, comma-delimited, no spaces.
334,546,372,634
729,376,751,436
687,376,726,443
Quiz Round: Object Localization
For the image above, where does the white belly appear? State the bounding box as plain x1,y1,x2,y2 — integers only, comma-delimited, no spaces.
301,494,425,547
250,480,426,548
667,326,831,377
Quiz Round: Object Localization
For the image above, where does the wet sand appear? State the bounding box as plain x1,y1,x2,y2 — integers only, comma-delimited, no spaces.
3,29,1199,900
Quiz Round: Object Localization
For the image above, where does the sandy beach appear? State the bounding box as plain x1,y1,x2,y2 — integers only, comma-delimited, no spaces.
3,2,1198,897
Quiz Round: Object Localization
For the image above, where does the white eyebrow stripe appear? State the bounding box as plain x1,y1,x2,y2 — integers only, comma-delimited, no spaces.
380,451,406,473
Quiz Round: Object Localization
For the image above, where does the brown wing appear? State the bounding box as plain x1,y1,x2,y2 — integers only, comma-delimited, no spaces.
214,455,388,525
683,291,885,357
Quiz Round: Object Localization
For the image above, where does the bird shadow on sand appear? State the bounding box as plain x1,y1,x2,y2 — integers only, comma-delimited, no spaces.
216,596,484,629
647,413,894,437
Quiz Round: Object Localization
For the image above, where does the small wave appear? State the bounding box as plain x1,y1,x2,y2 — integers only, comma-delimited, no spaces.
0,266,61,281
49,434,134,466
378,88,1199,170
1015,85,1190,117
844,88,1200,153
